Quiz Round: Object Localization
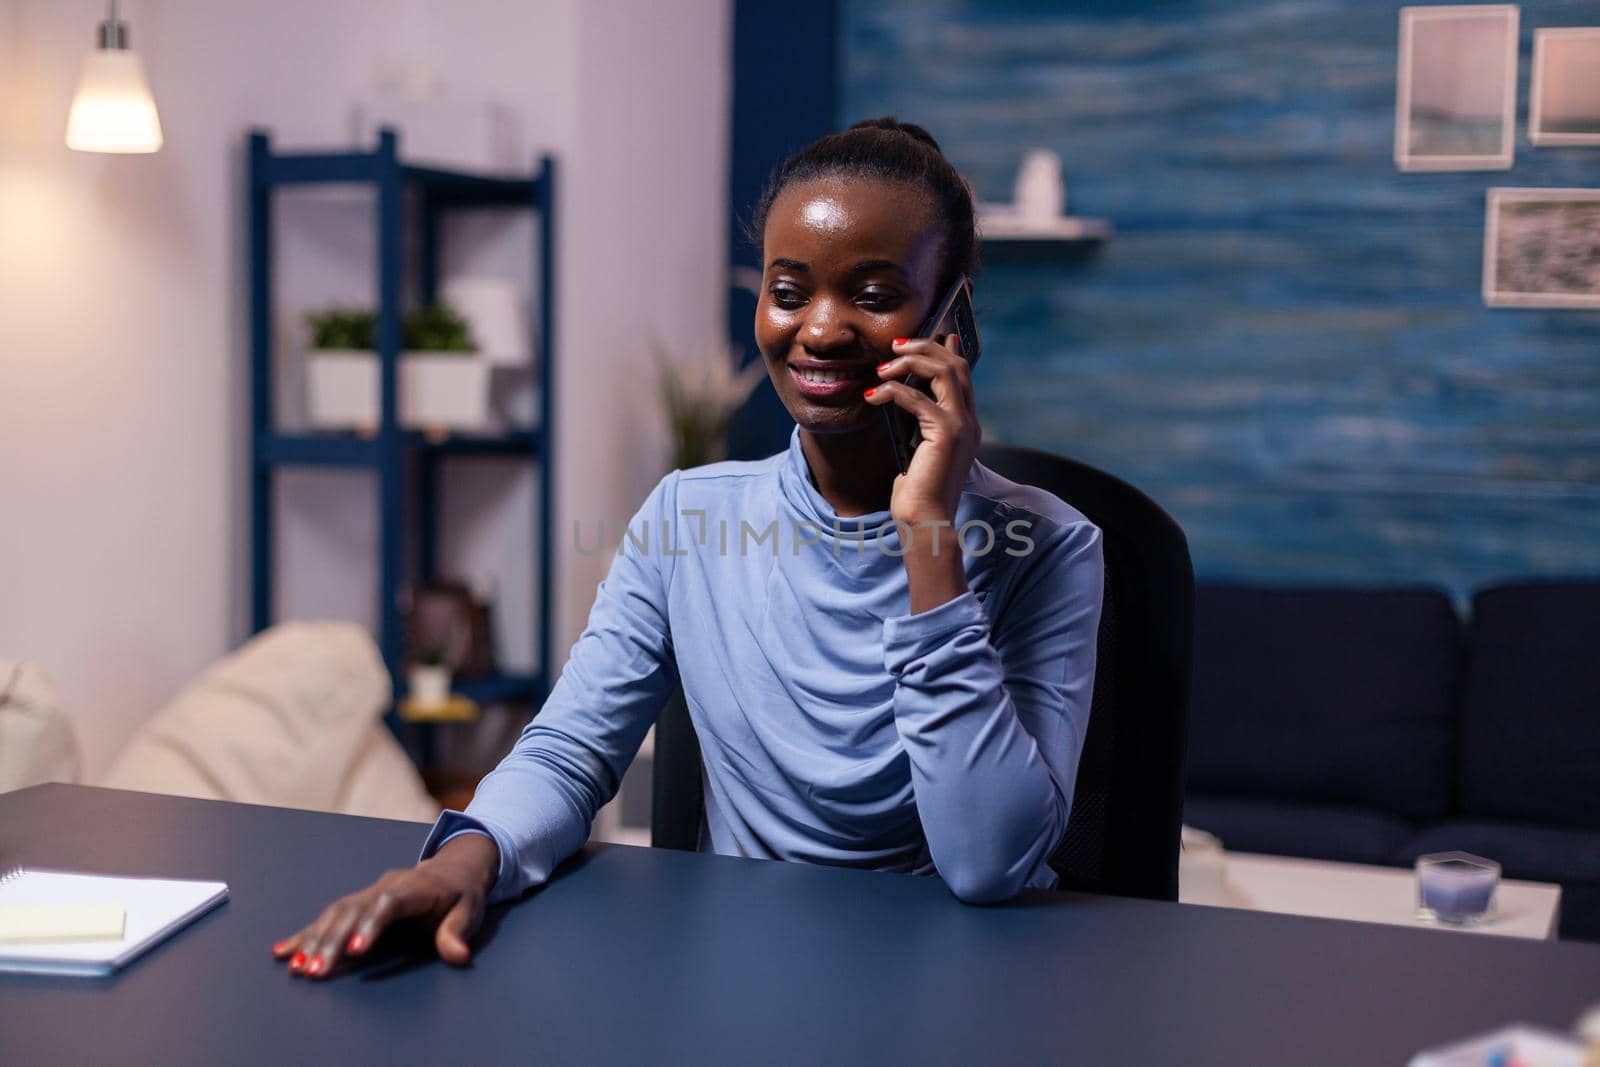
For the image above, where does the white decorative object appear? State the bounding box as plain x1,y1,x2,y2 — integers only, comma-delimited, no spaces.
1395,5,1519,172
1531,28,1600,146
305,351,493,432
975,150,1111,243
406,664,452,708
1483,188,1600,309
442,277,530,368
1013,149,1066,224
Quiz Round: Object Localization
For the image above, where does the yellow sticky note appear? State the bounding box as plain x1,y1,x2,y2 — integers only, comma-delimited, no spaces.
0,904,126,944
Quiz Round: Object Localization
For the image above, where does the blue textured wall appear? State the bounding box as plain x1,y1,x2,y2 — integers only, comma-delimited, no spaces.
842,0,1600,599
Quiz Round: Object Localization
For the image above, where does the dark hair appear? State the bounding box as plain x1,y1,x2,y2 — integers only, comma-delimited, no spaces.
746,116,980,294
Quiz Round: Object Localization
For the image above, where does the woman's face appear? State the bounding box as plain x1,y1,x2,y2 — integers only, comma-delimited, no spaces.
755,177,946,436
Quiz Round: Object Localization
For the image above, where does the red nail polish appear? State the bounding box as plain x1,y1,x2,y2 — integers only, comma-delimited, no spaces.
863,387,876,398
290,951,307,969
348,934,366,953
892,337,908,346
309,956,325,975
876,361,892,373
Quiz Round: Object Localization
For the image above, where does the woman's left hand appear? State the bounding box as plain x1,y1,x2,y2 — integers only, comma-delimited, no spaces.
865,333,981,527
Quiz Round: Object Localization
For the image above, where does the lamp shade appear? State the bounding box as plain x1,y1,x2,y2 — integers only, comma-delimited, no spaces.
66,50,163,153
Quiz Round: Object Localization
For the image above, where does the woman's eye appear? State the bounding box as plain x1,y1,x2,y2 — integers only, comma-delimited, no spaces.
857,289,903,311
769,285,806,309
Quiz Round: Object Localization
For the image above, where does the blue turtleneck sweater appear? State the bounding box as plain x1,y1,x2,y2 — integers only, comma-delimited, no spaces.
419,426,1103,903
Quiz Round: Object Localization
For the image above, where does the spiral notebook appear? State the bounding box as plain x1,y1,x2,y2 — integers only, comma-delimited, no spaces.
0,868,228,977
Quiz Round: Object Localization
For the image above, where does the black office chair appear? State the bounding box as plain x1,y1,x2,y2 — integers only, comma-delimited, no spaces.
652,444,1194,901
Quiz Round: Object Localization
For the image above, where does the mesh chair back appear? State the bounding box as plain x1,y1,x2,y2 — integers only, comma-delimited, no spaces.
977,444,1192,900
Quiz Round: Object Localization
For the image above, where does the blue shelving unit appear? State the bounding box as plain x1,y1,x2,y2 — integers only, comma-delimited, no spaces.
247,127,556,725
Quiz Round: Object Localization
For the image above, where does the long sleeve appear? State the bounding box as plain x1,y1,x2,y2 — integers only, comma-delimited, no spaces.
418,473,681,902
882,517,1103,903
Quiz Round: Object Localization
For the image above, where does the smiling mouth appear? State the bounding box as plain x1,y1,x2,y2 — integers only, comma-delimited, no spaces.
790,364,873,384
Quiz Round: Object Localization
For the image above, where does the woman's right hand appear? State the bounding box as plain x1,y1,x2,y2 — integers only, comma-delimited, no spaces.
270,832,500,979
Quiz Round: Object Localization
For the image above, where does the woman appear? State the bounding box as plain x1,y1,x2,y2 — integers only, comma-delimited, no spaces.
273,118,1104,979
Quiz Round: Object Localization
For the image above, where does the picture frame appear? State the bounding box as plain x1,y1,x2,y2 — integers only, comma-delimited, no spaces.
1395,5,1520,172
1529,28,1600,146
1483,188,1600,309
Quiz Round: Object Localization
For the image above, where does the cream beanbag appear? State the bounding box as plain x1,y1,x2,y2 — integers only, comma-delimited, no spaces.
103,622,437,821
0,663,81,792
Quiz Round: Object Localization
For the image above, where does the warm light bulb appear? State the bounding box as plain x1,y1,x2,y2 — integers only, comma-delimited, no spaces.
66,49,163,153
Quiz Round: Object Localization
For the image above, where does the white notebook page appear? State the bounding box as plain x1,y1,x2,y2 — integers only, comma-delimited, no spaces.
0,868,228,974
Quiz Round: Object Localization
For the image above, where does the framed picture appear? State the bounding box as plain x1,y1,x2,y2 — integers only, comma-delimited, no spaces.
1483,188,1600,308
1395,5,1519,171
1530,28,1600,146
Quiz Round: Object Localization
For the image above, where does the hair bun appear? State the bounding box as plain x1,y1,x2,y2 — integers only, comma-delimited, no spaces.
847,116,943,155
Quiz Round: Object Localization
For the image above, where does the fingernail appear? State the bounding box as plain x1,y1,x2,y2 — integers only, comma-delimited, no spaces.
308,956,325,975
892,337,908,346
348,934,366,953
863,387,876,398
272,940,289,955
876,361,892,373
289,951,307,970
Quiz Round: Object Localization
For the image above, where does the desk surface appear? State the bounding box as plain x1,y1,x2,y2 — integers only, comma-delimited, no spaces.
3,784,1599,1066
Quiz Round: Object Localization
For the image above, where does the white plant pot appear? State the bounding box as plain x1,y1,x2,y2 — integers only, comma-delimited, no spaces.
306,350,378,430
305,350,491,433
402,351,491,432
408,664,452,707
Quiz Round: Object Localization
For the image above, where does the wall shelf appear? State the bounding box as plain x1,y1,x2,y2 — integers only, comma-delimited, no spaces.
978,213,1114,264
247,127,557,742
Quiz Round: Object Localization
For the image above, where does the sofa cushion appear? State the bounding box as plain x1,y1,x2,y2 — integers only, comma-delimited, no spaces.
334,724,441,823
1184,793,1415,866
1187,585,1461,820
102,622,394,813
1459,581,1600,828
1395,820,1600,942
0,663,80,793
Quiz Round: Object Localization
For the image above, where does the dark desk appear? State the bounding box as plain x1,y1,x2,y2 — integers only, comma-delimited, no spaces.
3,784,1598,1065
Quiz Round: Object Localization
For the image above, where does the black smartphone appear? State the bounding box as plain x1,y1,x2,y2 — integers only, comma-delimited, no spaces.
883,274,982,474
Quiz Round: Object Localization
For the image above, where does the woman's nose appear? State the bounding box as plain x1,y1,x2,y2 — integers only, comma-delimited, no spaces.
800,299,856,352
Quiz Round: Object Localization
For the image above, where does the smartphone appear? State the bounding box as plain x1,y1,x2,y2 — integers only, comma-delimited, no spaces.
883,274,982,474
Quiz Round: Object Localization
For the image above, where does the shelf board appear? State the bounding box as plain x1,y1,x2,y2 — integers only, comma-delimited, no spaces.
403,165,539,207
979,217,1113,264
252,148,539,208
417,428,540,456
256,429,541,468
980,219,1113,243
257,433,379,467
456,672,544,706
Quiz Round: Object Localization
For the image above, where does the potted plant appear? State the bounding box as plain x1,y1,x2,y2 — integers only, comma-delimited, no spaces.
652,338,768,469
400,303,489,434
406,647,452,709
303,303,489,433
305,307,379,432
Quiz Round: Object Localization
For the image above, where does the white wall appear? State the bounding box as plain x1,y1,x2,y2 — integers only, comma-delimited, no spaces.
0,0,729,779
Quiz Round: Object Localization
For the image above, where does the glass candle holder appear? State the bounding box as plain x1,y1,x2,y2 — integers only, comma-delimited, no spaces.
1416,851,1500,926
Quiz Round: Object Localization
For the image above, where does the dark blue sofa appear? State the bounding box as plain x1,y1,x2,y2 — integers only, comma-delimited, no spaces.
1183,581,1600,942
